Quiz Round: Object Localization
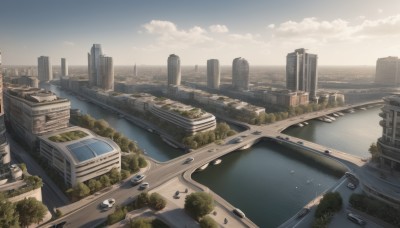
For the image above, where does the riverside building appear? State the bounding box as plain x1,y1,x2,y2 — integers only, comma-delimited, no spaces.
378,95,400,170
286,48,318,101
61,58,68,77
38,126,121,187
88,44,114,91
0,51,11,185
4,85,70,147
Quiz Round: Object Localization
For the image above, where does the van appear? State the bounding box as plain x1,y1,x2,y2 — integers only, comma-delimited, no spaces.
233,208,246,218
347,213,366,226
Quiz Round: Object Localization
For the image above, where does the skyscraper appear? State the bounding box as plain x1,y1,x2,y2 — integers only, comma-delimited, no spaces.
167,54,181,86
0,50,11,185
38,56,52,82
207,59,220,89
286,48,318,100
133,63,138,77
375,57,400,85
378,95,400,169
88,44,103,87
232,57,249,90
61,58,68,76
99,55,114,91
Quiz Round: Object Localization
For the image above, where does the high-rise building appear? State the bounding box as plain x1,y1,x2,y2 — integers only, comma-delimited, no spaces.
88,44,103,87
61,58,68,76
167,54,181,86
38,56,52,82
286,48,318,100
0,50,11,185
207,59,220,89
133,63,138,77
99,56,114,91
375,57,400,85
378,95,400,169
232,57,249,90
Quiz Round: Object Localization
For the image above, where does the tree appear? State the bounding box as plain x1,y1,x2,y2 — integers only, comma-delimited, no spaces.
73,182,90,199
100,175,111,188
135,192,150,208
138,156,147,168
121,170,130,180
184,192,214,220
199,216,218,228
87,179,102,193
149,192,167,211
19,163,27,173
25,176,42,189
315,192,342,218
16,197,46,227
369,143,379,162
130,218,152,228
109,168,121,184
129,156,140,172
0,193,19,228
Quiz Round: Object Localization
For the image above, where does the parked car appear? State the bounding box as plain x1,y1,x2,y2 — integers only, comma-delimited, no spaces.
347,213,366,225
139,182,149,190
130,174,146,185
100,198,116,208
297,141,304,145
324,149,331,154
233,208,246,218
296,208,310,219
347,182,356,190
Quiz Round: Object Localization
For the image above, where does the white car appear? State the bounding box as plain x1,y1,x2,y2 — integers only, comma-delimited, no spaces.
347,182,356,190
185,157,194,164
131,174,146,185
101,198,116,208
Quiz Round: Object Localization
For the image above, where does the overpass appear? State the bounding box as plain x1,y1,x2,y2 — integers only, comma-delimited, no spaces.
46,99,384,227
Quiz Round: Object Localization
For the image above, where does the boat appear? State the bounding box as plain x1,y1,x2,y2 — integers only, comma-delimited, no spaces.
147,128,154,133
196,163,209,171
332,113,339,117
322,117,333,123
296,123,304,127
337,112,344,116
344,109,355,113
303,122,309,125
211,159,222,165
359,107,367,111
325,116,336,121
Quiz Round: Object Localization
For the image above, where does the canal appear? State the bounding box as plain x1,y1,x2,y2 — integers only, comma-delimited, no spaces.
43,83,381,227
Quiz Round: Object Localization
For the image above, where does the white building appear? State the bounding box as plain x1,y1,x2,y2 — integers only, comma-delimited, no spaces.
39,126,121,187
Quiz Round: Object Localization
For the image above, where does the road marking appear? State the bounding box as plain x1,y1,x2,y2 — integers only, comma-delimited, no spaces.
332,178,347,192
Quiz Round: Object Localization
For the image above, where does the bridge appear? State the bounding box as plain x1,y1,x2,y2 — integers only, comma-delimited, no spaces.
46,99,384,227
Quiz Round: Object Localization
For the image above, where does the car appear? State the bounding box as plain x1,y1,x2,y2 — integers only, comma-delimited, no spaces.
324,149,331,154
347,182,356,190
347,213,366,225
131,174,146,185
139,182,149,190
100,198,116,208
185,157,194,164
285,137,290,141
297,141,304,145
233,208,246,218
253,130,262,135
296,208,310,219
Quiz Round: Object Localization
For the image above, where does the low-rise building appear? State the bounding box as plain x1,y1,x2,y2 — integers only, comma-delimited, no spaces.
254,89,309,107
38,126,121,187
4,85,70,147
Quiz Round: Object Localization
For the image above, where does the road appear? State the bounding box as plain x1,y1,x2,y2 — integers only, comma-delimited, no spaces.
46,100,386,227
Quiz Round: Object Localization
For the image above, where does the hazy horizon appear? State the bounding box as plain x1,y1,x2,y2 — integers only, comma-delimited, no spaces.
1,0,400,66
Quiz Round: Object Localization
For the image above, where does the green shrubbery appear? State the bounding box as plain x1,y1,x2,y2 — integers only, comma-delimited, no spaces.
184,192,214,221
312,192,342,228
199,216,218,228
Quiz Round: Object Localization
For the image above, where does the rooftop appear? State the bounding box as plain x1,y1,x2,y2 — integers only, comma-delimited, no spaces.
48,130,88,143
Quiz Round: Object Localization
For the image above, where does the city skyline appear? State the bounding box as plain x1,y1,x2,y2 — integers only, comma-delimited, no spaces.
1,0,400,66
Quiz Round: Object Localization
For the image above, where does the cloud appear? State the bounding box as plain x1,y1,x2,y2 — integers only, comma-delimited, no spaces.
378,9,383,14
271,15,400,43
142,20,212,47
209,24,229,33
267,24,275,29
63,41,75,46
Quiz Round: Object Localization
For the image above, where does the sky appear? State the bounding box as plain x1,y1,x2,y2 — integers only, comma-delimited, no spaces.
1,0,400,66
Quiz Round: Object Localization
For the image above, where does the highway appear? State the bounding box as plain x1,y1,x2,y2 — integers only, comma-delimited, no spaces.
45,100,387,227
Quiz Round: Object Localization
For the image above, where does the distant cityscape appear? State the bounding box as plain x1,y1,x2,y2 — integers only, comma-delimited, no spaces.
1,42,400,228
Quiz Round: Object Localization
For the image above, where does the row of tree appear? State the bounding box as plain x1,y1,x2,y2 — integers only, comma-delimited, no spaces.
182,122,237,149
129,218,168,228
0,194,47,228
71,114,141,153
312,192,343,228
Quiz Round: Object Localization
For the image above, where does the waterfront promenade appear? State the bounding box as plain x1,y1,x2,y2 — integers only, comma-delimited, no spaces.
45,98,386,227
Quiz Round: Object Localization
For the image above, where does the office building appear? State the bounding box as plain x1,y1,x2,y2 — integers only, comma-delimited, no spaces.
99,55,114,91
232,57,249,91
378,95,400,169
61,58,68,76
39,126,121,187
207,59,220,89
38,56,52,82
88,44,103,87
167,54,181,86
4,86,70,147
375,57,400,85
0,51,11,185
133,63,137,77
286,48,318,100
